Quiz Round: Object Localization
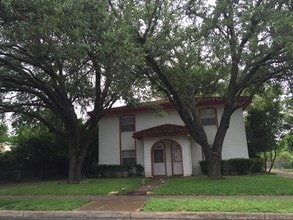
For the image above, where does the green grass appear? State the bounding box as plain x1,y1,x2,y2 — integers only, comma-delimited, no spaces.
143,198,293,213
153,175,293,195
0,198,87,211
0,178,142,196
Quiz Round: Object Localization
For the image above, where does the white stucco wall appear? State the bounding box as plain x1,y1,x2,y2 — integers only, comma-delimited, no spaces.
98,116,120,164
220,108,249,159
190,139,204,175
136,140,144,166
135,109,184,131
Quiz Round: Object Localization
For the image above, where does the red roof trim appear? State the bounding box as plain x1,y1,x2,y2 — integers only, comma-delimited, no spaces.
133,124,190,139
106,97,251,115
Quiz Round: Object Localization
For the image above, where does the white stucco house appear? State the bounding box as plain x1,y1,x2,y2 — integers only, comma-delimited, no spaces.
98,97,250,177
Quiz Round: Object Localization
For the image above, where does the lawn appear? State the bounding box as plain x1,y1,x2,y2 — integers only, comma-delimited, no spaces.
143,198,293,213
153,175,293,195
0,178,142,196
0,198,87,211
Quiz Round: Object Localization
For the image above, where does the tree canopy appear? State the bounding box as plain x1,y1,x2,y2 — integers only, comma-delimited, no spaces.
0,0,292,180
112,0,293,178
0,0,139,182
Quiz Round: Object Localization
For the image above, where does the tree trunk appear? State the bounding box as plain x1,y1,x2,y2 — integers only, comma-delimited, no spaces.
206,104,234,179
267,149,277,173
67,133,91,184
68,149,83,184
263,152,268,172
207,149,222,179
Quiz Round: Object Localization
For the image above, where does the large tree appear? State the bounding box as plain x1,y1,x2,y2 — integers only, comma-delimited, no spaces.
0,0,139,183
112,0,293,179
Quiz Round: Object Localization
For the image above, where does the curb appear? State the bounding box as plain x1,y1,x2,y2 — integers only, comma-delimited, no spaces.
1,210,293,220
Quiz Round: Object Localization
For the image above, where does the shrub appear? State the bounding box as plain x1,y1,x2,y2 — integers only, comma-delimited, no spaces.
228,158,254,175
94,164,144,177
199,158,255,176
251,158,265,173
134,164,144,176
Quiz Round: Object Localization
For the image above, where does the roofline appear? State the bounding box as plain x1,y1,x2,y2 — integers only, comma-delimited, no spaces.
106,96,252,115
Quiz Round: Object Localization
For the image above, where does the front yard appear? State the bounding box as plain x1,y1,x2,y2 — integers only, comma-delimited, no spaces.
0,198,87,211
143,198,293,213
0,175,292,212
0,178,142,196
152,175,293,195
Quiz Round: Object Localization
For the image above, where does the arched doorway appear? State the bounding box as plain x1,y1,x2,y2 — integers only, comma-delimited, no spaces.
151,140,183,176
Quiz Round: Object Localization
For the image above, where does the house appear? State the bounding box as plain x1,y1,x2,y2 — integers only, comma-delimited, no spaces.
98,97,250,177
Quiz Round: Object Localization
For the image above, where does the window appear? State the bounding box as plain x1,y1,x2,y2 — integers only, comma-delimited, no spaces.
154,149,164,163
200,109,217,126
120,115,135,132
122,150,136,165
172,145,182,162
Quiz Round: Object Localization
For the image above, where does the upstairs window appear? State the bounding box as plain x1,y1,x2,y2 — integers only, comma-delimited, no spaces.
120,115,135,132
200,109,217,126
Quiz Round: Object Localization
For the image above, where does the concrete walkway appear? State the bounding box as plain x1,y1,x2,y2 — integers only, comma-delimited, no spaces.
272,169,293,178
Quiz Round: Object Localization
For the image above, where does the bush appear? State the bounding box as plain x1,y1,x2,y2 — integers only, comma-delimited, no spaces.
94,164,144,177
134,164,144,176
251,158,265,173
199,158,255,176
228,158,254,175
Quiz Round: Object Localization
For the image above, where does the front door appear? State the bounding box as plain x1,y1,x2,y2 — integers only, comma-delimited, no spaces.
172,144,183,175
152,145,166,176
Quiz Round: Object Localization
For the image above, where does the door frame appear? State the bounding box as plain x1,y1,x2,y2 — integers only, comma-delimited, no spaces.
170,142,183,176
151,139,184,176
151,141,167,176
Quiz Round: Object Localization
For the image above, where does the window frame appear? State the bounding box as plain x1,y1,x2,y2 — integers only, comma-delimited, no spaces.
120,115,135,132
199,108,217,126
122,149,136,166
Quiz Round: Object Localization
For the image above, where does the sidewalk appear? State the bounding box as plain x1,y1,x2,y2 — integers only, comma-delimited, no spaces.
272,169,293,178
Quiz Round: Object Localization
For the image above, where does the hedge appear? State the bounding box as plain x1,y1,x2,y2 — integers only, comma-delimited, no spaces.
199,158,264,176
93,164,144,178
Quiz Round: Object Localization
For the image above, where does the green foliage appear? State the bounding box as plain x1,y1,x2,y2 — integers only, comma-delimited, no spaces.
0,198,87,211
143,198,293,213
0,126,68,180
246,85,284,157
0,0,144,181
200,158,258,176
8,127,67,162
0,123,9,143
227,158,254,175
279,133,293,152
152,176,293,195
93,164,144,177
250,158,265,173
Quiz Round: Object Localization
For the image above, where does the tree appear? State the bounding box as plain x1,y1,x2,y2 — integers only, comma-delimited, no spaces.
112,0,293,179
0,123,8,143
9,125,67,162
0,123,9,152
0,0,138,183
246,85,284,172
